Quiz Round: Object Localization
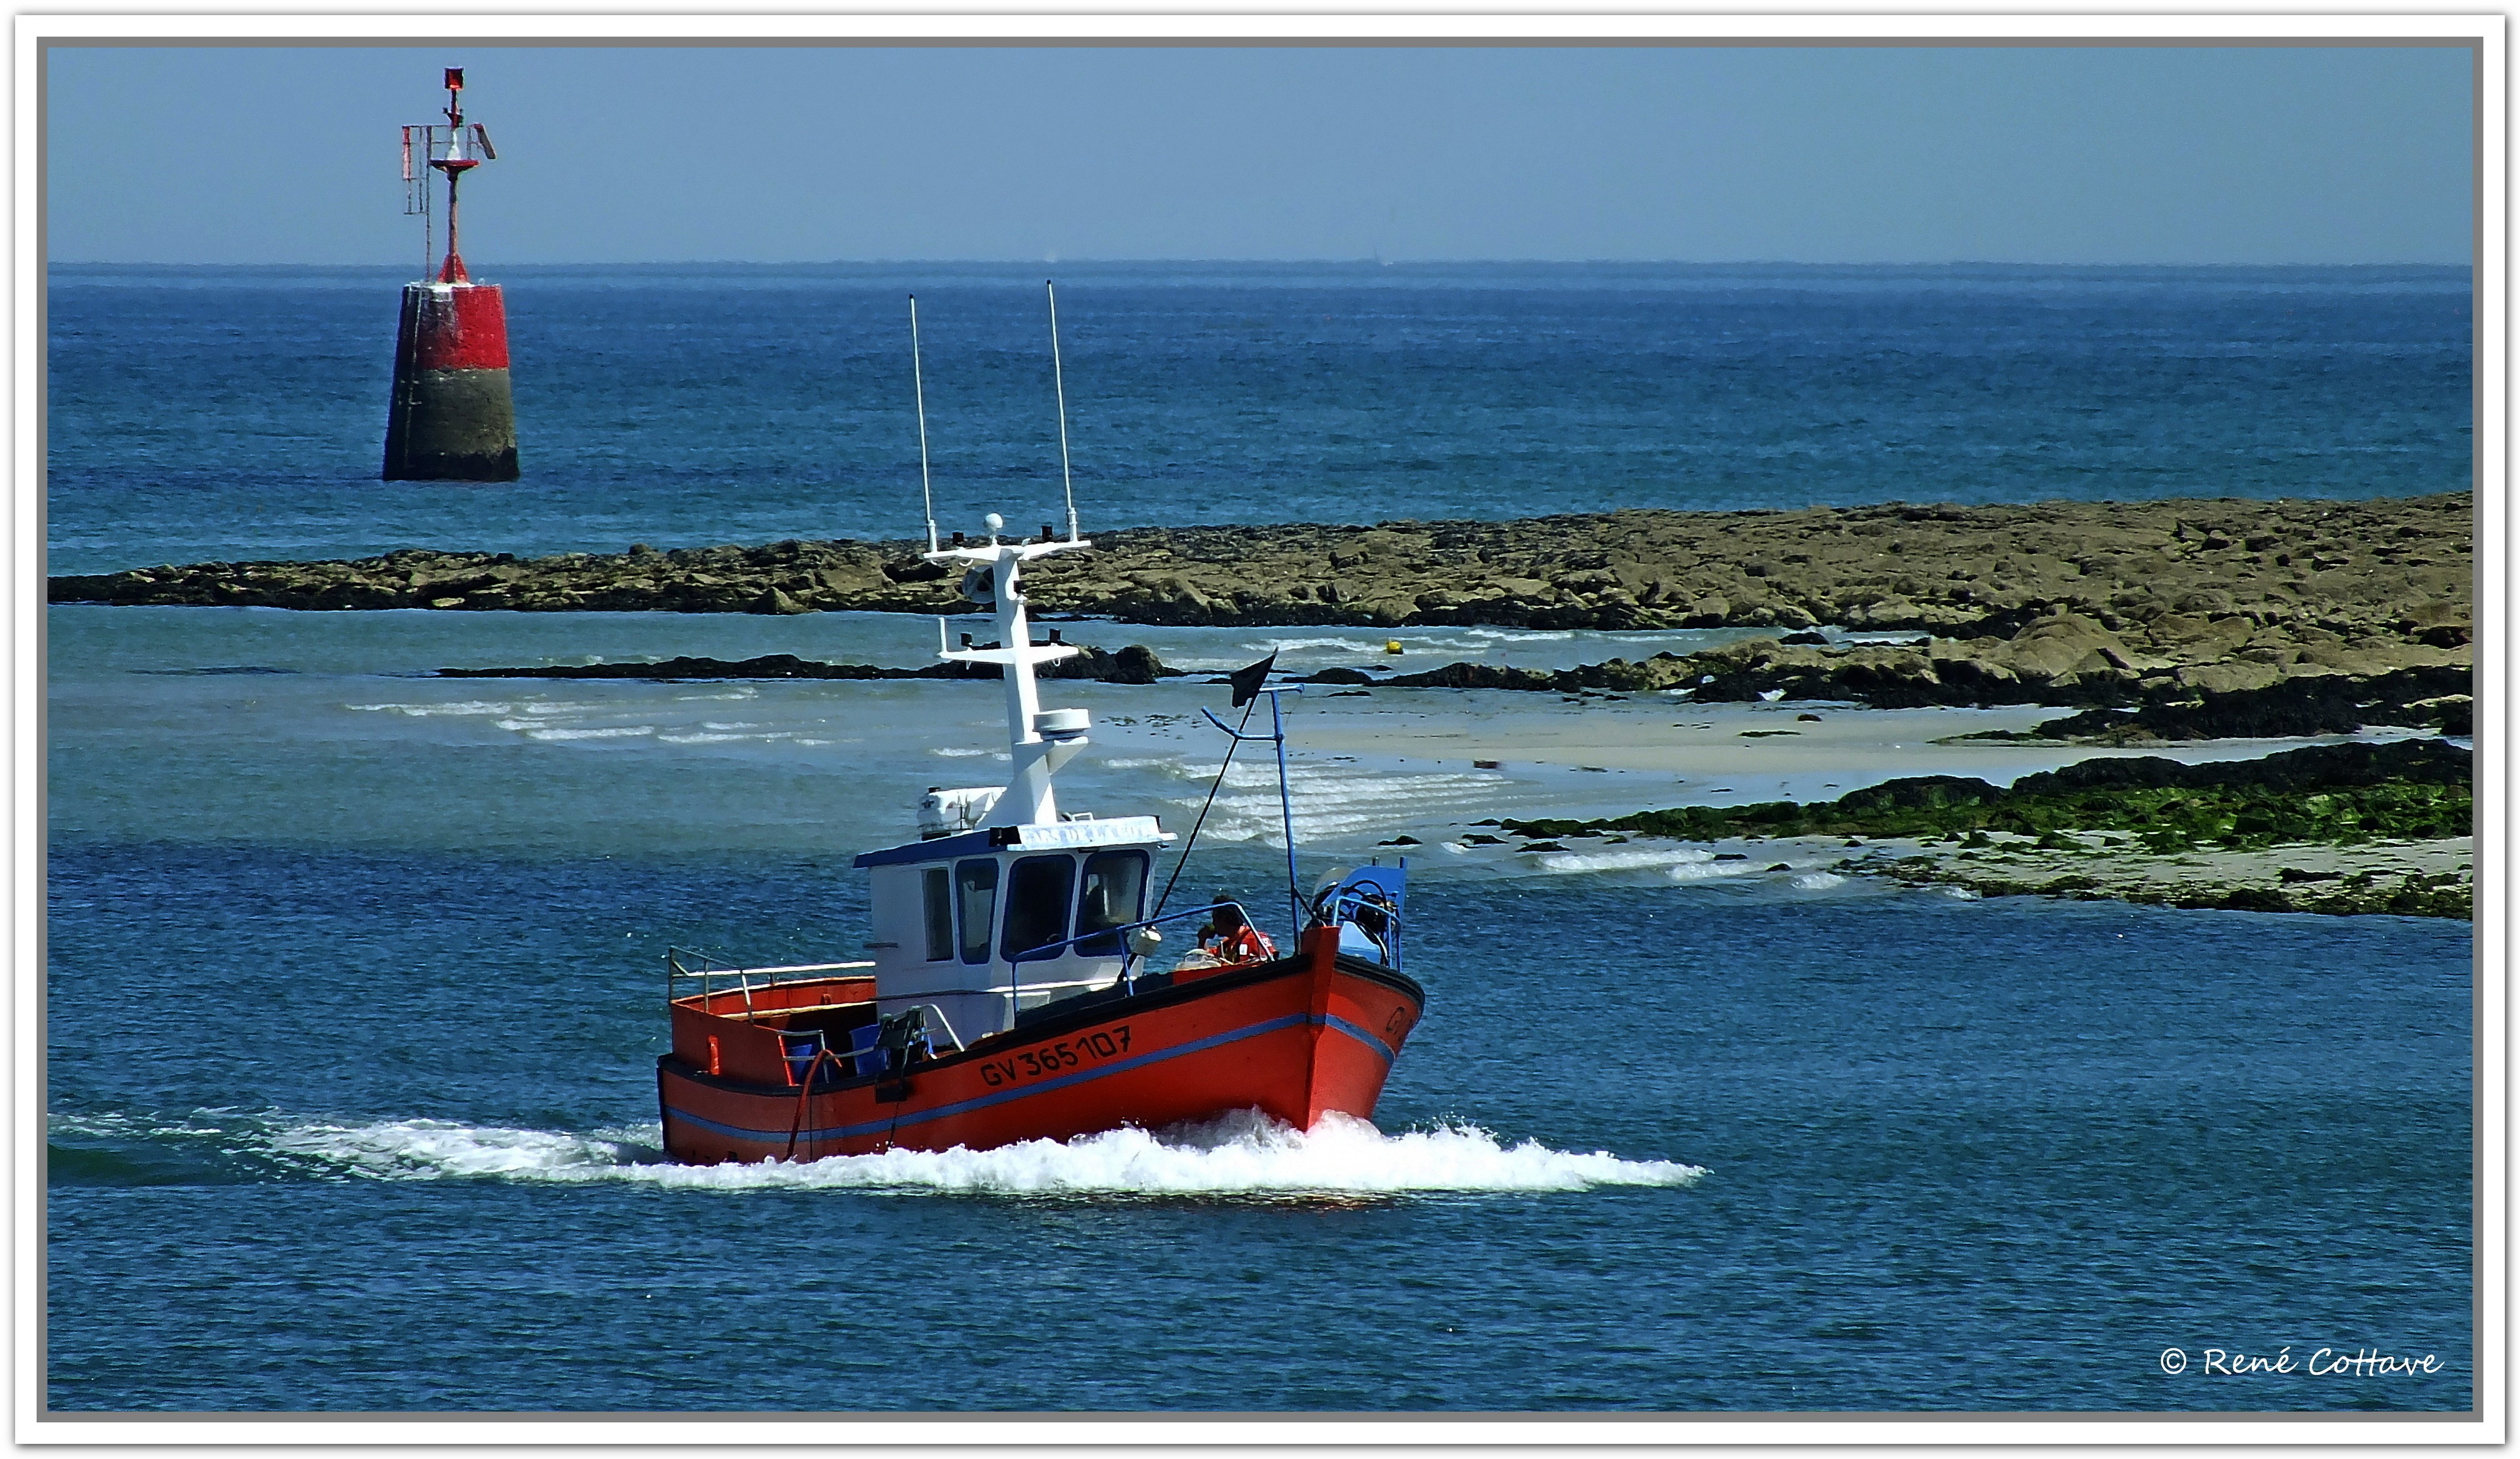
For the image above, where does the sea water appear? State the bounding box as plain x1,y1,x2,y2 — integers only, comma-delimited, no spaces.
46,608,2474,1413
48,262,2471,574
44,265,2473,1413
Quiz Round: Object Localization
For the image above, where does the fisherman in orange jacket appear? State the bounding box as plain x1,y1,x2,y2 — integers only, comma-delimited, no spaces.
1200,893,1277,965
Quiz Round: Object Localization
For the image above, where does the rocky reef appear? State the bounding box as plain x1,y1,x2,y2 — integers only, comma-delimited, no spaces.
54,494,2468,638
1979,665,2472,741
1310,638,2469,738
439,644,1178,684
1501,739,2470,846
56,492,2470,716
1496,739,2476,919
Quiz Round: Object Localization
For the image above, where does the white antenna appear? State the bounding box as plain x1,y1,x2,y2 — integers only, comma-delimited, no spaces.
1047,279,1079,543
909,294,938,554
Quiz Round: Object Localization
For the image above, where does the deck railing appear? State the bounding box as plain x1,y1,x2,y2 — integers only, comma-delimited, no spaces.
665,946,875,1016
1312,885,1403,967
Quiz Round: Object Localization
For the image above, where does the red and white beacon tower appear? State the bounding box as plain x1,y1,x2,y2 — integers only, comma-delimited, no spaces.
382,68,519,481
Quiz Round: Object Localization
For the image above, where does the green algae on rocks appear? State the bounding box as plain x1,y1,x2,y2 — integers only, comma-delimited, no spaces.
1881,863,2471,920
1500,740,2472,854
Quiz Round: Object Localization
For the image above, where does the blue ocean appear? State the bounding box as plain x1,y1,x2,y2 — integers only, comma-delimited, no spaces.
46,264,2473,1415
49,261,2469,573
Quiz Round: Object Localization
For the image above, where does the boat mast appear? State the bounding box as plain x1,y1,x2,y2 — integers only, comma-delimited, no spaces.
1268,689,1299,938
1199,685,1306,947
1048,280,1080,543
909,296,939,555
931,524,1092,826
911,291,1095,826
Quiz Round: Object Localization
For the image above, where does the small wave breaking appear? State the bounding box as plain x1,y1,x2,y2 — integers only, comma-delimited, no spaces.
657,730,797,745
348,698,603,719
1530,846,1714,875
1664,860,1754,883
1181,764,1507,843
521,724,656,741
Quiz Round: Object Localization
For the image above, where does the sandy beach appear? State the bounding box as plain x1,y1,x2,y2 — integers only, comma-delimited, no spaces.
1260,690,2408,797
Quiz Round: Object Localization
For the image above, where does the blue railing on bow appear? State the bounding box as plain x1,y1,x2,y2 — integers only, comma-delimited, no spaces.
1311,885,1403,969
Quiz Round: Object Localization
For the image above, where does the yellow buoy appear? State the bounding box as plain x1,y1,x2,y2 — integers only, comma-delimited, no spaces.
1384,639,1404,654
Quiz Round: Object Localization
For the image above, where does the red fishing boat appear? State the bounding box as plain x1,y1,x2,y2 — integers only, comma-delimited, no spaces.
656,901,1419,1162
655,292,1421,1163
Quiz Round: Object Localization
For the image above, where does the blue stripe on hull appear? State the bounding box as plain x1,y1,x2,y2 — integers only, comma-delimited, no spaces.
665,1010,1394,1148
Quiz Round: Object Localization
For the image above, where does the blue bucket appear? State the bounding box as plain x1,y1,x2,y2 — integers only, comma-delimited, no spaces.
782,1031,825,1085
848,1024,891,1078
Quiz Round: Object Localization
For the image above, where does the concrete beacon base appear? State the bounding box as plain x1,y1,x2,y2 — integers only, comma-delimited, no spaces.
382,281,518,482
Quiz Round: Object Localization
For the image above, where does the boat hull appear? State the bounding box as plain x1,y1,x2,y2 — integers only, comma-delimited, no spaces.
657,931,1422,1163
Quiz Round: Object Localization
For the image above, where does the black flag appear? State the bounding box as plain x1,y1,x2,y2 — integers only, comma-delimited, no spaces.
1228,652,1277,708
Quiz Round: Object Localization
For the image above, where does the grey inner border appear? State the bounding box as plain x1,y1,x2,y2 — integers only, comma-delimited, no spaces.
29,28,2494,1430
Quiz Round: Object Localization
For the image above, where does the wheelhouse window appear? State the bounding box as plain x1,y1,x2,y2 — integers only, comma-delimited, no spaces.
921,866,953,962
999,855,1078,964
954,860,999,965
1075,850,1150,956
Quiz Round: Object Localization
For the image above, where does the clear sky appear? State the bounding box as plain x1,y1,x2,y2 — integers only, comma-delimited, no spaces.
45,43,2475,266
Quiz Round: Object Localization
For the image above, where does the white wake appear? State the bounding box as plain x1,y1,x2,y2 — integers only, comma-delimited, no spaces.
62,1109,1702,1198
